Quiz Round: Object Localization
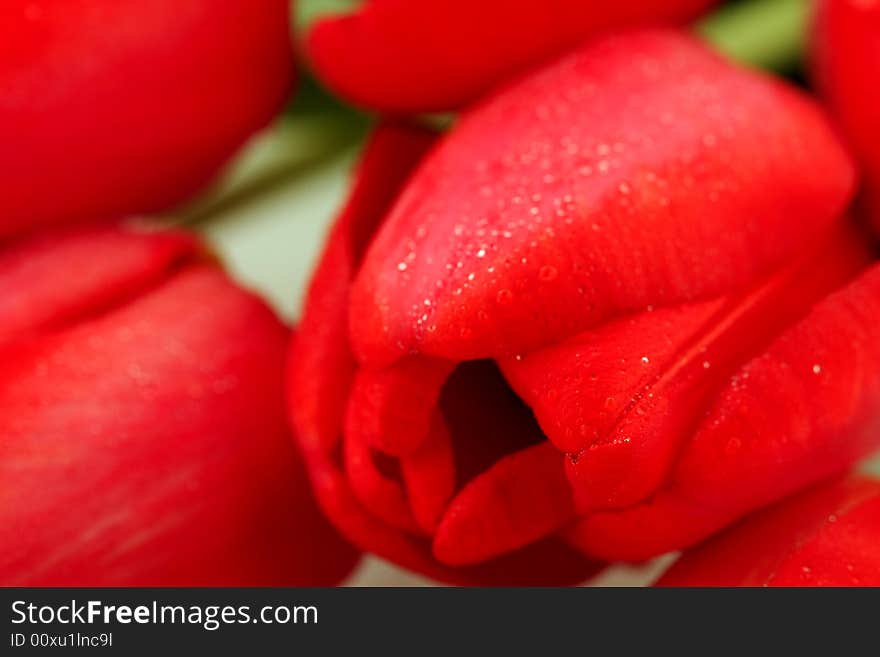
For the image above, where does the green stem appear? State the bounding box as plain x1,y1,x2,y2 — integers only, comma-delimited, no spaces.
295,0,360,36
696,0,812,73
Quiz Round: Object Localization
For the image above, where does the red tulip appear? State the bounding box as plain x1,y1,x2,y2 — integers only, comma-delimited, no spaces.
0,1,294,238
290,124,601,585
290,30,877,580
0,225,358,585
306,0,719,112
813,0,880,230
657,476,880,586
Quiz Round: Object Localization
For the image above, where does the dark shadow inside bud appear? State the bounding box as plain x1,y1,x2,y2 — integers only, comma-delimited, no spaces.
371,447,405,484
439,360,547,490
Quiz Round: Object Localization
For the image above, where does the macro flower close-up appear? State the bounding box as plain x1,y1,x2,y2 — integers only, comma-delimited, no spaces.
291,28,880,583
3,0,880,606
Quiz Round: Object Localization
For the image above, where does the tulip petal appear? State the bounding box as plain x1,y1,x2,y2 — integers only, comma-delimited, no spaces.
307,449,601,586
344,410,424,535
351,31,855,366
307,0,718,112
400,415,457,533
814,0,880,229
0,256,357,585
503,223,871,511
289,124,437,454
346,356,455,456
566,263,880,561
0,226,200,345
770,492,880,586
0,0,293,236
657,477,880,586
290,125,600,583
434,442,576,566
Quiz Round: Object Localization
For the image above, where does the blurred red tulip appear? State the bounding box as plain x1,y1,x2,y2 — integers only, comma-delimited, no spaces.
657,477,880,586
0,225,358,586
813,0,880,229
0,1,294,238
307,0,719,112
290,31,878,580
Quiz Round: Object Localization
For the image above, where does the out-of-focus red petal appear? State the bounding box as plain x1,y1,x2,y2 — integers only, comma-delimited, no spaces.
351,31,855,367
566,263,880,561
0,0,293,236
657,477,880,586
0,234,358,584
307,0,718,112
813,0,880,229
0,226,200,344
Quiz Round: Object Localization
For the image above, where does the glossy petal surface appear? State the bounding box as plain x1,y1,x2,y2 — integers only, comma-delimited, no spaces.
351,31,855,366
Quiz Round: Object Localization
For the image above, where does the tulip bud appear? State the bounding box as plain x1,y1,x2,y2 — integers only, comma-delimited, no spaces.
0,1,294,237
0,225,358,585
290,31,880,582
657,477,880,586
306,0,718,112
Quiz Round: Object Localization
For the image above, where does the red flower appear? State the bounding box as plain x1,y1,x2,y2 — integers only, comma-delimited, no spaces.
291,124,600,585
290,30,878,581
0,225,358,585
0,1,293,238
813,0,880,230
306,0,718,112
657,476,880,586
